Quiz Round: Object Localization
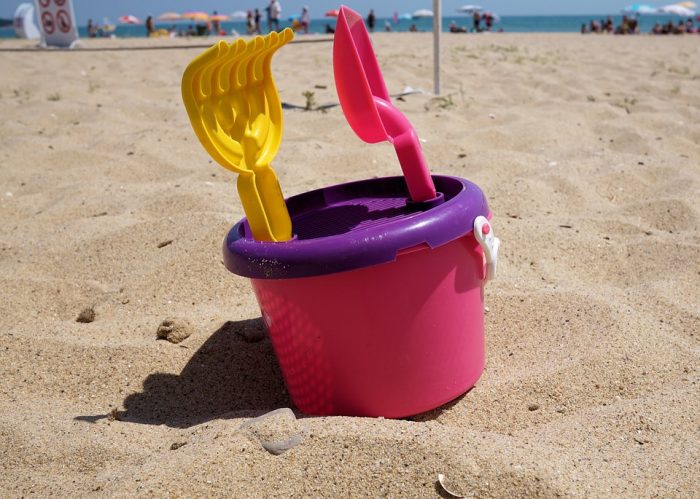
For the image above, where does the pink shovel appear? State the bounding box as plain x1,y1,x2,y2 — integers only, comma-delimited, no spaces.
333,5,437,202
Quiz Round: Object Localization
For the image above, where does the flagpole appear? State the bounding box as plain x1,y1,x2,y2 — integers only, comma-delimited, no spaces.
433,0,441,95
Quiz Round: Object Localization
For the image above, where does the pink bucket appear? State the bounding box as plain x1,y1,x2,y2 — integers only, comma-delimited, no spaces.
223,175,497,418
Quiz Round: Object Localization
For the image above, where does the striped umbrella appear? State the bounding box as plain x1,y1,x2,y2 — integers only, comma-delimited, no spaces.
157,12,181,21
659,3,696,15
182,11,209,21
118,15,141,24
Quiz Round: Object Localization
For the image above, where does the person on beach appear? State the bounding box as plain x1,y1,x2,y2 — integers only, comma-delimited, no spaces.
367,9,375,32
484,12,493,31
87,19,97,37
247,10,255,34
254,9,262,34
269,0,282,32
604,16,614,33
211,11,220,35
300,6,310,34
449,21,466,33
145,15,154,36
629,17,639,34
472,11,481,32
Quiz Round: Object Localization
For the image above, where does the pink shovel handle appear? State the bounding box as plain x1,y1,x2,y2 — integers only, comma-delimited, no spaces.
393,129,437,202
374,97,436,202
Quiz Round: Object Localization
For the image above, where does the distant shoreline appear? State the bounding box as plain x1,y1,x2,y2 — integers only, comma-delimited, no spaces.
2,13,698,38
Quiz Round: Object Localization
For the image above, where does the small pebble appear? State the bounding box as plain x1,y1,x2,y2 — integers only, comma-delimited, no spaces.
170,442,186,450
76,307,96,323
528,403,540,411
157,318,193,344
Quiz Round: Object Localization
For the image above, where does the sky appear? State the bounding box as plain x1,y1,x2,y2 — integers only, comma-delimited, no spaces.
1,1,632,24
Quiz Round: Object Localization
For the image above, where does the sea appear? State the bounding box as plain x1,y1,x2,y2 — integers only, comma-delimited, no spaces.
0,14,695,39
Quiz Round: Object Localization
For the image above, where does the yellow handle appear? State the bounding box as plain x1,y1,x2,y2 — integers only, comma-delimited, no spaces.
237,168,292,242
255,166,292,241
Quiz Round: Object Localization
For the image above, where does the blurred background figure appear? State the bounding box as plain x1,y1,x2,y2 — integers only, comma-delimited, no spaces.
300,6,310,34
269,0,282,32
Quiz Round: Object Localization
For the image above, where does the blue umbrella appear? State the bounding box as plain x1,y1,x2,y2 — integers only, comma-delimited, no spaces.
621,4,659,14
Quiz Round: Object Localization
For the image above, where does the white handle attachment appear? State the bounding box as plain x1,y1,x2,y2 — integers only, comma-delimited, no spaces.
473,216,500,282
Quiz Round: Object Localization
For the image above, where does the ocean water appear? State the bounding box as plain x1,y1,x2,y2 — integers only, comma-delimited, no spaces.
0,14,696,39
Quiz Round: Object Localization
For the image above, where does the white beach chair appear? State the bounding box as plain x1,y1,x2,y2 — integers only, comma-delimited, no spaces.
13,3,40,39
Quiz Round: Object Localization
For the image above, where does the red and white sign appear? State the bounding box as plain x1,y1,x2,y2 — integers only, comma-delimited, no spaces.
41,10,54,34
56,9,71,33
34,0,78,47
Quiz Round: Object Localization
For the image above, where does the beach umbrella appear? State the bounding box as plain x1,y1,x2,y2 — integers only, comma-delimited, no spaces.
621,4,658,14
480,11,501,22
325,9,340,17
231,11,247,19
659,3,696,14
675,1,696,8
157,12,181,21
182,11,209,21
457,5,483,14
210,14,230,21
412,9,434,18
118,15,140,24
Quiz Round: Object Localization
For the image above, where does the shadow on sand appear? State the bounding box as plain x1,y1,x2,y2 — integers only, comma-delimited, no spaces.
76,318,290,428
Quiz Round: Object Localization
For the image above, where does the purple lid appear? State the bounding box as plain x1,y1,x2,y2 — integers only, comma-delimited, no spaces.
223,175,490,279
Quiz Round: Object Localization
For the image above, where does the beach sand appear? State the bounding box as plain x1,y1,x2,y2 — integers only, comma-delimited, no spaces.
0,33,698,496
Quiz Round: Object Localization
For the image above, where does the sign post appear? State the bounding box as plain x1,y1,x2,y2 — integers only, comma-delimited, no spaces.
34,0,79,48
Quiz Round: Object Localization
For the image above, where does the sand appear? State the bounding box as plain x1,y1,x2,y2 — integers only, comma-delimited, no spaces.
0,32,698,497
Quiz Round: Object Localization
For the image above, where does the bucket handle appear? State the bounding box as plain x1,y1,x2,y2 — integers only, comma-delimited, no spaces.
474,216,500,282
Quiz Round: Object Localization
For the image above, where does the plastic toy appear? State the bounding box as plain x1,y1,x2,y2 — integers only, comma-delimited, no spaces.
334,6,436,202
181,29,294,242
182,13,500,418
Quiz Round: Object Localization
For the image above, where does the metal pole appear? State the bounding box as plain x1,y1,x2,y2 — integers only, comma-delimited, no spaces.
433,0,441,95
